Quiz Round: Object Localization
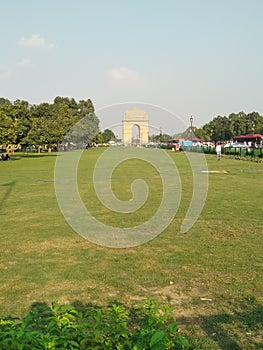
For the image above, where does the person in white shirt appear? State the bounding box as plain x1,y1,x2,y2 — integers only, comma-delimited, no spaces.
216,142,221,160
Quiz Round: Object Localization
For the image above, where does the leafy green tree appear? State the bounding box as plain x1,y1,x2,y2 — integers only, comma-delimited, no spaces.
159,133,171,142
209,116,232,141
64,98,99,146
54,96,78,110
246,112,263,134
67,113,100,146
229,112,246,136
196,111,263,141
31,102,54,120
51,102,77,144
24,97,99,147
78,99,95,117
92,132,104,144
0,98,13,116
24,118,46,145
102,129,116,142
195,127,210,141
11,99,32,144
149,133,171,143
0,111,17,145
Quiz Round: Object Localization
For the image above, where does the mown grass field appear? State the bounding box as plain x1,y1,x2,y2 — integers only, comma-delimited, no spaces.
0,149,262,349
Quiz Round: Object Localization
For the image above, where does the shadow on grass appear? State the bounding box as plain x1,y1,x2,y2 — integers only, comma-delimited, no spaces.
0,156,21,161
178,296,263,349
0,153,59,163
0,181,16,212
7,152,59,160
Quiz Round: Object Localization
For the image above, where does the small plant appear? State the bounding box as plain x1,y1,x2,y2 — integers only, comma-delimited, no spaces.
130,299,192,349
0,299,205,349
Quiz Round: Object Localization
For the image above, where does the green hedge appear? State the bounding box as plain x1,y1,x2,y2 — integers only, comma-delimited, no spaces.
0,299,205,350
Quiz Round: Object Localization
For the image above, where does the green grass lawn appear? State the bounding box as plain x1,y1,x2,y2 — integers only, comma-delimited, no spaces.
0,149,262,349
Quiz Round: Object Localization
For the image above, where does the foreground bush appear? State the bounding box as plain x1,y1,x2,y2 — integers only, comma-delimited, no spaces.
0,299,204,349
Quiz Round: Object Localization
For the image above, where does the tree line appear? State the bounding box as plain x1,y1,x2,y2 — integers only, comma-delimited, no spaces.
148,112,263,143
0,97,105,148
1,96,263,147
186,111,263,141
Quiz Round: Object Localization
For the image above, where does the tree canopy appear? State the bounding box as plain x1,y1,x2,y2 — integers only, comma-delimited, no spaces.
102,129,116,142
0,97,99,147
179,112,263,142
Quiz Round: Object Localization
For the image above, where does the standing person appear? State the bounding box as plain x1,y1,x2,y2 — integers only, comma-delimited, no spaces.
216,142,222,160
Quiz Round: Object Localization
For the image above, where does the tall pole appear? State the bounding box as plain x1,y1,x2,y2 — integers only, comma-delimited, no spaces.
190,116,193,135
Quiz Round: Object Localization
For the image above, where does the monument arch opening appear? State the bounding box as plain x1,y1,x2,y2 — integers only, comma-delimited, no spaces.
132,124,140,145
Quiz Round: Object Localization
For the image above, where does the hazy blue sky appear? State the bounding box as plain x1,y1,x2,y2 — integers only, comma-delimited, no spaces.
1,0,262,132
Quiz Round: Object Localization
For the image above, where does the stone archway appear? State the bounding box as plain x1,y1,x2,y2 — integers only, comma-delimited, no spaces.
122,107,149,145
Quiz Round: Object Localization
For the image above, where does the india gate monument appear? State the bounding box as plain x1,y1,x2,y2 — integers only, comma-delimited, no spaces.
122,107,149,145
